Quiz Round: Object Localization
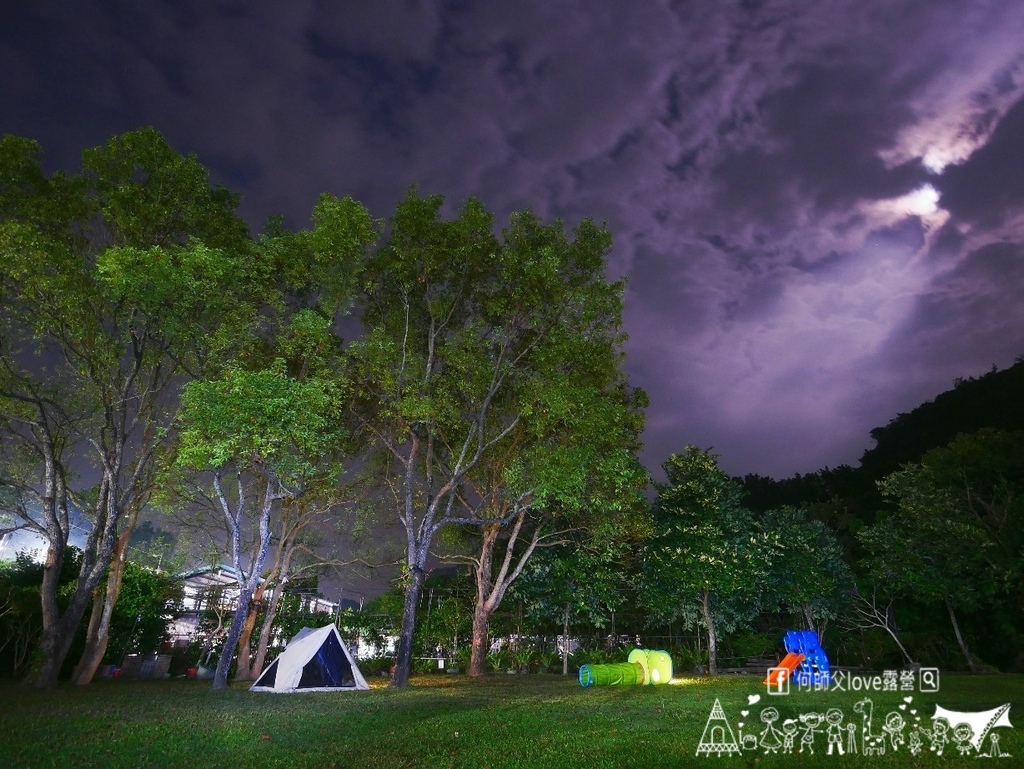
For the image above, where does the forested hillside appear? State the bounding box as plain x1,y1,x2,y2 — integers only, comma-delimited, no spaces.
742,358,1024,512
741,358,1024,671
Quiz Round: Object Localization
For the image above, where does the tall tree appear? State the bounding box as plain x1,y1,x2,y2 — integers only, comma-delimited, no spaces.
348,190,636,687
176,362,346,690
758,506,854,638
510,527,642,675
642,447,771,674
0,129,252,688
859,429,1023,671
172,195,374,690
447,238,647,677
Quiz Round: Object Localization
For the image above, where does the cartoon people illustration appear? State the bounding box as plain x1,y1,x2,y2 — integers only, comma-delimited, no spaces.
921,718,950,755
781,720,799,753
882,711,906,751
846,722,858,754
798,712,823,754
989,733,1006,758
907,729,923,755
953,723,974,756
758,707,783,754
825,708,845,755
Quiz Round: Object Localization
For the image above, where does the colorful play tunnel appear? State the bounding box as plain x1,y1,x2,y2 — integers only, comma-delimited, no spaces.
579,649,673,687
578,661,644,687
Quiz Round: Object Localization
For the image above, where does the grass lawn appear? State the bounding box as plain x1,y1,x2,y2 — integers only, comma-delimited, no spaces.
1,672,1022,767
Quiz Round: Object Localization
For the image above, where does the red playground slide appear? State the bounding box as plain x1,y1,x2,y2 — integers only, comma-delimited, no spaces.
764,652,805,688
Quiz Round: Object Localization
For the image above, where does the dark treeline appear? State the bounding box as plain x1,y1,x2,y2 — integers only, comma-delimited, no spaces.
743,359,1024,512
739,358,1024,671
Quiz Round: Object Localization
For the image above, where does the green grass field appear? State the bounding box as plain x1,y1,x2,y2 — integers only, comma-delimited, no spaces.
1,673,1021,767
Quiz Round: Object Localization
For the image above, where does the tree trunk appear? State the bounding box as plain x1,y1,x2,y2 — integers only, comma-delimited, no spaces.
73,523,136,685
28,542,69,689
212,585,253,690
26,462,113,689
252,581,286,678
232,585,266,682
467,515,541,678
212,476,279,690
801,602,816,636
886,626,914,666
469,524,498,678
74,584,106,682
468,600,492,676
390,565,425,688
562,602,571,676
701,590,718,675
28,536,102,689
945,596,978,673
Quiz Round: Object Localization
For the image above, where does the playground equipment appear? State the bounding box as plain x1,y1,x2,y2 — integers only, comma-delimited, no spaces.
579,649,673,687
765,630,830,688
764,651,804,688
579,661,645,687
628,648,673,684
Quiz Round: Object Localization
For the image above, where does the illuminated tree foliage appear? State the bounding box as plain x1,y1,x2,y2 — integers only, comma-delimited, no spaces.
642,447,773,674
347,189,643,687
0,129,253,688
172,197,375,690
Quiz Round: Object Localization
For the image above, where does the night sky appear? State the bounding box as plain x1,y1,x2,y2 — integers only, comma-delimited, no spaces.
3,1,1024,479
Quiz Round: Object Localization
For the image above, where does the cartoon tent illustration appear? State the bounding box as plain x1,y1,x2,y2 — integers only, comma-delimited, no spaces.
932,703,1011,753
696,698,742,756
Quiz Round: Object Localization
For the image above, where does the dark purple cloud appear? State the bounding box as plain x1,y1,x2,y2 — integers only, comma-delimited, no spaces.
3,0,1024,479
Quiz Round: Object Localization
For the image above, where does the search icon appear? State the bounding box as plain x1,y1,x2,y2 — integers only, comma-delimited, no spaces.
920,667,940,692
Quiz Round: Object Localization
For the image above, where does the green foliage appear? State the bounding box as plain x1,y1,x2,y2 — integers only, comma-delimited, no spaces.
642,447,770,633
126,521,181,572
0,548,86,679
341,589,403,657
511,533,636,635
416,578,474,658
96,239,262,354
103,562,182,664
757,505,854,627
270,593,333,645
862,428,1024,602
177,364,345,483
0,550,178,678
351,189,643,512
861,361,1024,478
80,127,247,250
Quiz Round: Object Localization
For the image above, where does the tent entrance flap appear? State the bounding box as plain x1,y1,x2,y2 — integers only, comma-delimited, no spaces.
253,658,280,689
298,630,355,688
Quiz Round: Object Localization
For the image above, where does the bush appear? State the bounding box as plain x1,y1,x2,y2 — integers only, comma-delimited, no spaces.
725,631,776,661
486,648,510,672
669,643,707,674
356,656,393,677
537,649,560,673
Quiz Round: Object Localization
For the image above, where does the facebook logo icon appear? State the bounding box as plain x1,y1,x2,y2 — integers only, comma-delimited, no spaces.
766,667,791,695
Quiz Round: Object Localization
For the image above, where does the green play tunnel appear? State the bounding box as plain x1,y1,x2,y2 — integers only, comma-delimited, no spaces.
578,662,645,687
627,648,673,685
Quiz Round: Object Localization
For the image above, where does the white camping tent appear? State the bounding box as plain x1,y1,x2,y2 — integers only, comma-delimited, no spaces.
251,624,369,692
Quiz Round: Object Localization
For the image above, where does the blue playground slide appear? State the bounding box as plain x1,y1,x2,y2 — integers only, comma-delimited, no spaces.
783,629,831,687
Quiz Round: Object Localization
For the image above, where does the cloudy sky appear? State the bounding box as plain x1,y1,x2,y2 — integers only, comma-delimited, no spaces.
3,1,1023,479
